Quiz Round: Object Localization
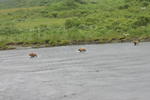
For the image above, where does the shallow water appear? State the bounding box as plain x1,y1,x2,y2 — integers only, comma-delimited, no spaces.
0,42,150,100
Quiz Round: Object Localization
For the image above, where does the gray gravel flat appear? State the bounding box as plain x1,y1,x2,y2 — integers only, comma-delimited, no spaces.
0,42,150,100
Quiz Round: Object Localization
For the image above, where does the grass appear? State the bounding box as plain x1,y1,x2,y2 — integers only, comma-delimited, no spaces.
0,0,150,50
16,18,65,28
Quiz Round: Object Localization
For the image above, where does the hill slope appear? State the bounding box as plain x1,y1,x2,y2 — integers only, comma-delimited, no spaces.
0,0,60,9
0,0,149,49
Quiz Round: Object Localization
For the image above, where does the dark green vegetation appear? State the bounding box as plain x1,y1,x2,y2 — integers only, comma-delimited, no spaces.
0,0,60,9
0,0,150,49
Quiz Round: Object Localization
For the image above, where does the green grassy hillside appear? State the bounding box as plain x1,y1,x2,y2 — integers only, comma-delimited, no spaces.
0,0,60,9
0,0,149,49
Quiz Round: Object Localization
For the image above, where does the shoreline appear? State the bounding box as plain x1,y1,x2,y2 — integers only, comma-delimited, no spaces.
0,38,149,51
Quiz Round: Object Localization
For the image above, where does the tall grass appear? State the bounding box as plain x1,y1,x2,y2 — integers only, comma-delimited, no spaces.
0,0,149,49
